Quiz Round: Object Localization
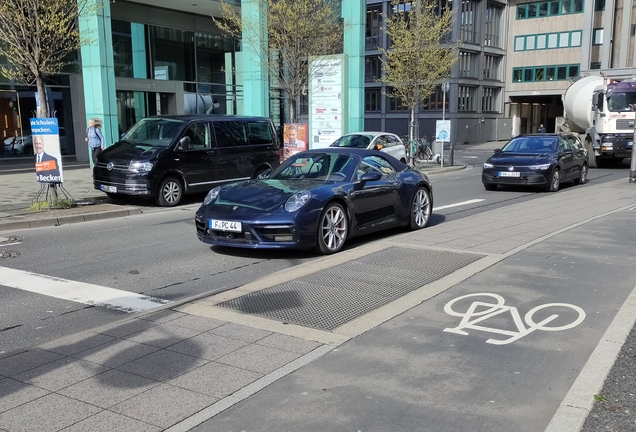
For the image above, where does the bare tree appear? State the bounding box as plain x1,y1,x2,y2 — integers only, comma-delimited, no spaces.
380,0,459,141
0,0,94,117
213,0,343,123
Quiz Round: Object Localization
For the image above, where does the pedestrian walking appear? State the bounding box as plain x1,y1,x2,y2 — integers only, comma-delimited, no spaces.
538,124,546,133
86,118,104,165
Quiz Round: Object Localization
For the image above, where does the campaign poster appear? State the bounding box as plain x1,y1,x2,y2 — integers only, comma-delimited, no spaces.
31,118,64,183
283,123,308,159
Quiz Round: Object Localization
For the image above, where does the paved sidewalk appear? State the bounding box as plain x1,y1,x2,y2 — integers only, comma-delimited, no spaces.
1,149,635,432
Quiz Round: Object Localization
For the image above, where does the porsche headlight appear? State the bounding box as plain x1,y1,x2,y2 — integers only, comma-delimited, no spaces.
528,164,551,170
203,187,221,205
129,161,154,172
285,191,311,212
483,162,494,169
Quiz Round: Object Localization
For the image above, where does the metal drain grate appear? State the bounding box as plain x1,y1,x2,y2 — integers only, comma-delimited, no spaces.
218,247,484,330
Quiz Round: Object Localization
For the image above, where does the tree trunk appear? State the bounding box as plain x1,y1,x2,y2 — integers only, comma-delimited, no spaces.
409,107,416,141
36,74,49,118
289,93,297,124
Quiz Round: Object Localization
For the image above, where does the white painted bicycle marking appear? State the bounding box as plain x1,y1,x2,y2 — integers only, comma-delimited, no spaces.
443,293,585,345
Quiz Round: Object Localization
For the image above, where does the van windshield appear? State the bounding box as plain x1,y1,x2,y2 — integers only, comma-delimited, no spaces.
122,118,185,147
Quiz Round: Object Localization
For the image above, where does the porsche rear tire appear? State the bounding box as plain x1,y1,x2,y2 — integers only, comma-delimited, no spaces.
409,187,431,230
315,202,348,254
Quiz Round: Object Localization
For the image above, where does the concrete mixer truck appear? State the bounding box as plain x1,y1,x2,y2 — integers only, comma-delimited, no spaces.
557,74,636,168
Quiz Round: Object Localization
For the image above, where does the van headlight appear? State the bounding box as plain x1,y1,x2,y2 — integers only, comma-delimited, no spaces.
203,187,221,205
129,161,153,172
285,191,311,212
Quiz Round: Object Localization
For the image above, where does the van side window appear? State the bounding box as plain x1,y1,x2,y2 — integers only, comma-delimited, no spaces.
248,121,273,144
214,121,248,147
184,123,210,149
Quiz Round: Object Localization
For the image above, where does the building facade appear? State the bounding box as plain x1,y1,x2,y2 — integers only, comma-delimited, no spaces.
1,0,635,163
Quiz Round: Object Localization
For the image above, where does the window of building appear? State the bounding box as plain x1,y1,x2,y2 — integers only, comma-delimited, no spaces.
365,88,382,112
512,64,580,82
388,89,408,112
593,28,604,45
517,0,584,19
482,87,500,112
483,55,501,80
366,6,382,50
458,51,478,78
420,86,445,111
149,26,196,82
594,0,605,10
460,0,477,44
484,4,503,47
590,62,602,69
514,31,583,51
112,20,147,79
365,56,382,82
458,86,475,111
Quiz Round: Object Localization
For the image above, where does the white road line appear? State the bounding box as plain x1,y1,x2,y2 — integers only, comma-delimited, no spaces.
0,266,169,313
433,199,485,211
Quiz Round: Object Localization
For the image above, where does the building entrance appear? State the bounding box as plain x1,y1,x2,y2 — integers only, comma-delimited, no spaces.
116,91,176,137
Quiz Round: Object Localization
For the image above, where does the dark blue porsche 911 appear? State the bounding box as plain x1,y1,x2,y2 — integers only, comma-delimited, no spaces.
195,148,433,254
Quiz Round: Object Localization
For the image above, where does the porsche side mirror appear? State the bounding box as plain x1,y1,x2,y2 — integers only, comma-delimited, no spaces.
177,136,191,151
375,144,383,150
494,148,501,153
360,171,382,183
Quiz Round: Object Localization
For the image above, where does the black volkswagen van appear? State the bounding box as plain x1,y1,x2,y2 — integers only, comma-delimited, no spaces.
93,115,282,206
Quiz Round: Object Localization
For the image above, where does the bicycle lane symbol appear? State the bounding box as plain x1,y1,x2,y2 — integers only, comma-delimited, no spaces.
443,293,586,345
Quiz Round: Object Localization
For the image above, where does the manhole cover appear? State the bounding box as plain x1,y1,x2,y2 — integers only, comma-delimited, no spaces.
0,251,19,260
0,236,22,245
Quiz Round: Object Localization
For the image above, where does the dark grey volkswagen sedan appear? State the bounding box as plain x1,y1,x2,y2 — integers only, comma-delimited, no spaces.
482,133,588,192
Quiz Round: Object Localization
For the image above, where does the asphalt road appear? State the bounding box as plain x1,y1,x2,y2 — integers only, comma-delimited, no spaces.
0,152,632,357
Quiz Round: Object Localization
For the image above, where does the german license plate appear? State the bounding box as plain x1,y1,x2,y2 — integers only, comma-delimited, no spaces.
100,185,117,193
209,219,242,232
498,171,520,177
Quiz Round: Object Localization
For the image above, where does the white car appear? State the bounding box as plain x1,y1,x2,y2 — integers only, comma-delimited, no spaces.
329,132,407,163
4,132,33,155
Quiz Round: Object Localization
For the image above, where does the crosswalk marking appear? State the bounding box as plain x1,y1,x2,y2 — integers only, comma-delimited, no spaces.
434,199,485,211
0,266,169,313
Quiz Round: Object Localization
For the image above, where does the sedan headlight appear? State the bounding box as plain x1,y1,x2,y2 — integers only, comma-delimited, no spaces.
483,162,494,169
203,187,221,206
528,164,551,170
129,161,154,172
285,191,311,212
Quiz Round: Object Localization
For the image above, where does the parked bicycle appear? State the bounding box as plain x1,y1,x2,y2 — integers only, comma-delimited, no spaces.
409,136,440,168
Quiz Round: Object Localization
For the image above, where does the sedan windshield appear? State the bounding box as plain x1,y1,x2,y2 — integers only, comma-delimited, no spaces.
501,137,558,153
122,118,185,147
272,153,356,180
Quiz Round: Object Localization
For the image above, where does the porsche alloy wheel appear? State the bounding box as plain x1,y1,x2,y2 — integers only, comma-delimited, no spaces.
316,203,348,254
409,187,431,230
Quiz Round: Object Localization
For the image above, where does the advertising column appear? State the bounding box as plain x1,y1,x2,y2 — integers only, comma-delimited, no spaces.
309,55,346,149
31,118,64,184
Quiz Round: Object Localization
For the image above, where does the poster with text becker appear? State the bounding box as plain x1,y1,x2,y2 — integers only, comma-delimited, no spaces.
31,118,64,183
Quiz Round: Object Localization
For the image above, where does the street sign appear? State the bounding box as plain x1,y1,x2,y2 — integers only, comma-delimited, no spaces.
441,81,450,93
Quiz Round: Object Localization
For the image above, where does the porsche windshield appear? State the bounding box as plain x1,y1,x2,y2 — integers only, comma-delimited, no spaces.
122,118,185,147
273,153,356,180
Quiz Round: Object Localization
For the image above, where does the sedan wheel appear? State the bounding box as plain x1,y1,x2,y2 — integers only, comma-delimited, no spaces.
546,168,561,192
574,163,588,185
316,203,348,254
409,187,431,230
156,176,183,207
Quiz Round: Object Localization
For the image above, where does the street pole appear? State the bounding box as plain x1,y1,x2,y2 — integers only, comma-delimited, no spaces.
630,125,636,183
441,81,449,167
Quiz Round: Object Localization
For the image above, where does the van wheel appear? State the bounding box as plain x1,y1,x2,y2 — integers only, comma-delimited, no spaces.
156,176,183,207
